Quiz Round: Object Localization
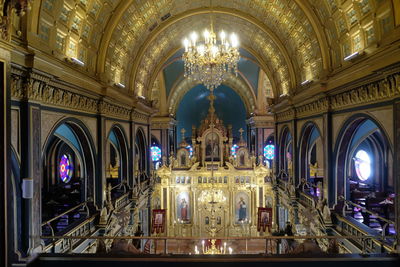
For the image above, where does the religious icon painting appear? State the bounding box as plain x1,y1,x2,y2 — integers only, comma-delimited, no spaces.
265,196,273,208
153,197,161,210
235,192,249,223
152,209,166,233
205,132,220,160
257,207,272,232
198,176,202,183
176,192,190,223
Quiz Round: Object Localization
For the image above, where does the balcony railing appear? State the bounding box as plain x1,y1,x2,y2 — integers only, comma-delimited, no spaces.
38,234,396,255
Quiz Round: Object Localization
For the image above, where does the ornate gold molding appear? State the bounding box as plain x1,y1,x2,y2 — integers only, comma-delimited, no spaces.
10,66,151,122
131,109,149,124
295,97,330,119
275,72,400,122
151,116,177,130
0,0,30,42
99,99,131,120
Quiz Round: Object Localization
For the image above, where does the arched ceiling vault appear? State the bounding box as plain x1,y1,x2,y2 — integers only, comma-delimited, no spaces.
147,45,279,101
99,1,328,96
34,0,398,99
119,13,298,97
168,73,257,117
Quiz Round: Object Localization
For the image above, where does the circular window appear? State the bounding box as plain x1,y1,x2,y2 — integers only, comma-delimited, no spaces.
354,150,371,181
264,145,275,160
59,154,73,183
150,146,162,162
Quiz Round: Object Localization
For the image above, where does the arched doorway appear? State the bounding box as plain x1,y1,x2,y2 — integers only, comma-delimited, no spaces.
41,120,95,236
106,125,129,200
135,128,148,184
333,115,394,234
298,123,323,195
278,127,293,179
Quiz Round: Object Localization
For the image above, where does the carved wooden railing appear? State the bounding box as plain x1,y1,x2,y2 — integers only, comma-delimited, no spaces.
298,191,316,209
114,192,130,210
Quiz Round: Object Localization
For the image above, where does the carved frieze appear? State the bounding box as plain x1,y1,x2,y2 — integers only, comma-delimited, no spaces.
10,66,150,122
131,109,149,124
275,108,295,122
295,97,329,118
275,73,400,122
99,100,131,120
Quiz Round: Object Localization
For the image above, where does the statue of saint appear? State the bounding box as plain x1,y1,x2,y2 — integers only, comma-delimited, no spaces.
169,152,175,170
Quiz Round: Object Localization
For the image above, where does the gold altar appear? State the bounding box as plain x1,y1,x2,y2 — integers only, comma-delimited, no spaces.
153,95,274,237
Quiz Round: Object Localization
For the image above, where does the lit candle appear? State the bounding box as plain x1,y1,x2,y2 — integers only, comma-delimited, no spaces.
191,32,198,46
204,29,210,43
224,242,227,253
220,31,226,44
229,247,233,254
183,38,189,52
202,240,205,253
230,33,238,47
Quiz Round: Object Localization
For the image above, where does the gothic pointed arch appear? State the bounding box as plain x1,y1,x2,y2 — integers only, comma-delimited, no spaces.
41,118,96,236
332,114,393,210
106,124,130,196
298,122,323,188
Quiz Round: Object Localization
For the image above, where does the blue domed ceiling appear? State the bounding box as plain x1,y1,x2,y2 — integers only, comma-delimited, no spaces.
176,84,247,144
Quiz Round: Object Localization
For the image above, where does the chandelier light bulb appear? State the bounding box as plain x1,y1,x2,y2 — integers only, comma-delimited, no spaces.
220,31,226,42
204,29,210,40
183,38,189,52
230,33,238,47
191,32,198,44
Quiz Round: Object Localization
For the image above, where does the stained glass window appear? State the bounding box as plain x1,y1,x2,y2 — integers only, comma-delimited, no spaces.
264,145,275,160
354,150,371,181
231,144,239,157
59,154,73,183
186,145,193,157
151,146,162,162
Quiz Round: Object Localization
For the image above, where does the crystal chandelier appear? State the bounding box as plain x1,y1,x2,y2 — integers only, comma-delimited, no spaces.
198,189,226,204
182,16,240,91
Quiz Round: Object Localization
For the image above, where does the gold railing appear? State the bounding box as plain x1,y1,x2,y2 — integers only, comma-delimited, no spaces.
39,235,397,255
